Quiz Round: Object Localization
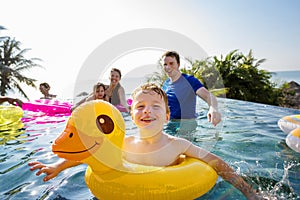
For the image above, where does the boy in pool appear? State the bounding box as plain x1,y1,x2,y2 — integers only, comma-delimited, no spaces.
29,83,258,199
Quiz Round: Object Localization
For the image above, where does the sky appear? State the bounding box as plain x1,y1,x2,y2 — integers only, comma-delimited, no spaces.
1,0,300,100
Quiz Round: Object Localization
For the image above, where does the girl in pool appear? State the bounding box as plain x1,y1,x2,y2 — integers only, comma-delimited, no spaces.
72,82,108,111
85,82,108,102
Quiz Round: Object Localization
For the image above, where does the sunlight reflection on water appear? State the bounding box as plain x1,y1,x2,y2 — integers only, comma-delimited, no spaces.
0,98,299,199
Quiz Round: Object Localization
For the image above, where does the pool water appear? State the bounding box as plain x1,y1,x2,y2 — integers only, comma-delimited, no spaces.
0,98,299,200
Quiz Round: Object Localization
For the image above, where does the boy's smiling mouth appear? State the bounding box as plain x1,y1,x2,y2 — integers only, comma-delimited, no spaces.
141,117,155,123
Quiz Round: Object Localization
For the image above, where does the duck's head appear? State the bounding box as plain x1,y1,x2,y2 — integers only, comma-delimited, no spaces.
52,100,125,166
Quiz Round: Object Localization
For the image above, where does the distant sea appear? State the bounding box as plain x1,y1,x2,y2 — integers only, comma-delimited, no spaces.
270,70,300,85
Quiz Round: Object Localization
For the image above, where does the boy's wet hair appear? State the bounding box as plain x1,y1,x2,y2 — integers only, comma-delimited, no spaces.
131,83,170,114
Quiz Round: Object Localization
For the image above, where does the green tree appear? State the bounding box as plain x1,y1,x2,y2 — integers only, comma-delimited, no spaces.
211,50,280,105
181,58,228,97
183,50,282,105
0,35,42,100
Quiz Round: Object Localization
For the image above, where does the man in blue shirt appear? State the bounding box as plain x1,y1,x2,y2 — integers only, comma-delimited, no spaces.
162,51,221,134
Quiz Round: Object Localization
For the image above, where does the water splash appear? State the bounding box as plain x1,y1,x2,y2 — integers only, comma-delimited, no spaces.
250,160,299,199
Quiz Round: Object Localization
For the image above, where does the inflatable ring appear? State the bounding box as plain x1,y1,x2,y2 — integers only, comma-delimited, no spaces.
115,104,128,112
286,128,300,153
0,105,24,131
22,99,72,116
278,115,300,152
115,98,132,112
0,105,23,126
52,100,218,200
278,115,300,134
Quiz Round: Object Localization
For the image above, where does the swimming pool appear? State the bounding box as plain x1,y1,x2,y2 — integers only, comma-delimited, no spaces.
0,98,299,199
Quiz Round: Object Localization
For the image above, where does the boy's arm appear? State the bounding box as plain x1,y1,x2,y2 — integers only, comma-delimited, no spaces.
28,159,81,182
184,143,258,199
202,153,258,199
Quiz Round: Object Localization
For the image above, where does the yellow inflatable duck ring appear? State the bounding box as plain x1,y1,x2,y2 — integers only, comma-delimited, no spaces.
0,105,24,131
52,100,218,200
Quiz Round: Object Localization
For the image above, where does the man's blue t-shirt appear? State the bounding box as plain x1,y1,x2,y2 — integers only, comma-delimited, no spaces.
162,74,203,119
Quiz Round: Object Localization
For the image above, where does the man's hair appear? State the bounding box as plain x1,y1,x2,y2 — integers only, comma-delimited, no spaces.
131,83,170,114
162,51,180,65
111,68,122,79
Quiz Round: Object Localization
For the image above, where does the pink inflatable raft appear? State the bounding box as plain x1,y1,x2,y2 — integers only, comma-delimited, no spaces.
21,99,72,124
114,99,132,113
22,99,72,116
21,99,130,124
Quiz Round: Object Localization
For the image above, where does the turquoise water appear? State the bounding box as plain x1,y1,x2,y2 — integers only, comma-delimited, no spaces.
0,98,299,200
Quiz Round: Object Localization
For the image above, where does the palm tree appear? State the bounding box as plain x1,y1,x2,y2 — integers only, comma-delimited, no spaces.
0,36,42,100
205,49,283,105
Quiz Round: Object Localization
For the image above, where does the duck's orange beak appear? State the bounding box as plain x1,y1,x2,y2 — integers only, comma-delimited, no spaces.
52,118,103,161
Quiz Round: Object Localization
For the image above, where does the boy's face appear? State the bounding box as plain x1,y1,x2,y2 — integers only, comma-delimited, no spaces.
131,90,169,136
163,56,180,77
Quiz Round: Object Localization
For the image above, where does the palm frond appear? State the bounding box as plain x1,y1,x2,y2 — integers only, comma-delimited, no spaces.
0,36,42,97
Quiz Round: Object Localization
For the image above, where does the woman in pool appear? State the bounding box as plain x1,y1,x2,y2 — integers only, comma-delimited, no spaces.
105,68,129,112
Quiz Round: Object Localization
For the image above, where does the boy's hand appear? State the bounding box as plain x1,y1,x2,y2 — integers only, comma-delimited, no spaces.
28,161,60,182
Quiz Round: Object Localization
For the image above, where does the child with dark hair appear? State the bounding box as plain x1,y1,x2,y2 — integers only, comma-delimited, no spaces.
39,82,57,99
72,82,108,111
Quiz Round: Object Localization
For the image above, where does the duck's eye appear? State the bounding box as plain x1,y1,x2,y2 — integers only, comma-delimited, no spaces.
96,115,114,134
